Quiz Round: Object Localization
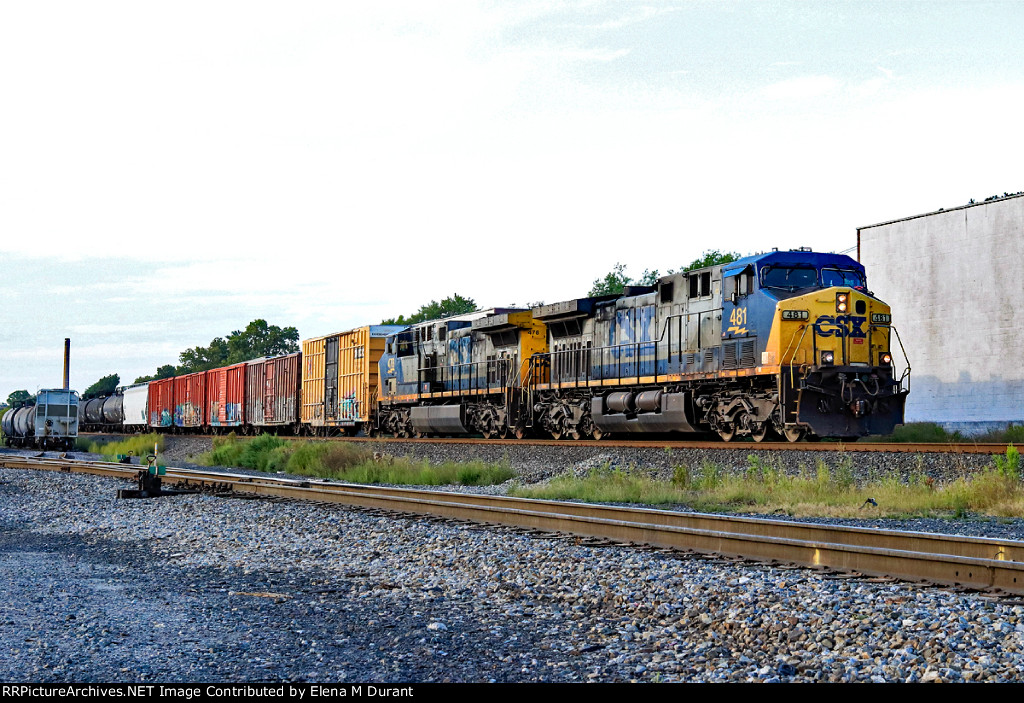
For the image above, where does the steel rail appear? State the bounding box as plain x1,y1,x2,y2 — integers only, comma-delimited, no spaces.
4,456,1024,595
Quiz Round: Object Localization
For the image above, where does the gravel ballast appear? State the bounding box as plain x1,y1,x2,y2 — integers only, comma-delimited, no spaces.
3,457,1024,683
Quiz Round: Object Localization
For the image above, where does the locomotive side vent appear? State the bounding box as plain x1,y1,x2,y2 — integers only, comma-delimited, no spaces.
740,340,757,368
723,342,738,370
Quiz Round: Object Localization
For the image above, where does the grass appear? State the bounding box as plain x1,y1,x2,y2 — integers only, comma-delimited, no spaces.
863,421,1024,444
75,433,165,461
510,446,1024,519
199,433,515,486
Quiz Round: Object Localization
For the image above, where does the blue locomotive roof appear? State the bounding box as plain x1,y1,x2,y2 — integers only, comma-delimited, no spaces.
722,250,864,277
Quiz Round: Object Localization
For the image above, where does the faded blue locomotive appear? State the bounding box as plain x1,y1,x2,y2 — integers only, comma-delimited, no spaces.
377,249,908,441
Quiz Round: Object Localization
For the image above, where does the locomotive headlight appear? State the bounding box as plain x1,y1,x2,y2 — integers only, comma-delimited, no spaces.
821,350,835,365
836,292,849,313
880,352,892,366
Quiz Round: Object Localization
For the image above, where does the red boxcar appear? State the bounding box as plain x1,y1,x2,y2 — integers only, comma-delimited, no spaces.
148,378,175,429
246,353,301,430
206,362,246,428
173,371,207,428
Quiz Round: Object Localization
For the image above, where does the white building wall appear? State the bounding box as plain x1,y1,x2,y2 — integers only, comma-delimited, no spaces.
858,195,1024,434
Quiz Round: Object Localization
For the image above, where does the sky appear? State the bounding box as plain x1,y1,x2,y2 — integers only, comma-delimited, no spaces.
2,1,1023,398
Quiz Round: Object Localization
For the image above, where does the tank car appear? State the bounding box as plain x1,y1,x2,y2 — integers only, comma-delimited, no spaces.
2,389,79,450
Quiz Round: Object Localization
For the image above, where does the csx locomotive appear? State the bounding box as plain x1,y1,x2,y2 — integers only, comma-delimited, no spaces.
377,249,908,442
54,249,906,443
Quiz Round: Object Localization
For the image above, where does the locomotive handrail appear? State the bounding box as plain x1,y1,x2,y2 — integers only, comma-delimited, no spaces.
418,358,513,396
542,341,653,389
783,323,812,387
886,325,912,390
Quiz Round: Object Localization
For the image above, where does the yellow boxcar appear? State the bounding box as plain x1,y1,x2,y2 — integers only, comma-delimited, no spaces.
301,325,404,433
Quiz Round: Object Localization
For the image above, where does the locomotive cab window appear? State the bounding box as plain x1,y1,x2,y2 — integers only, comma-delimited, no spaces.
738,268,754,296
760,265,817,292
821,268,866,289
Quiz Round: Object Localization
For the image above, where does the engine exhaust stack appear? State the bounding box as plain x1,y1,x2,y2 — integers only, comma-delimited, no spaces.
63,338,70,390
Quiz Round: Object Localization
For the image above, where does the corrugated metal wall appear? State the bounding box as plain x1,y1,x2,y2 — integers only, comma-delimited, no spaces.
174,372,206,427
302,337,326,426
247,353,301,427
207,363,246,426
148,378,175,428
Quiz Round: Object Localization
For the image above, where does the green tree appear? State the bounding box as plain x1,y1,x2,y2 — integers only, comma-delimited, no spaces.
83,373,120,399
683,249,741,272
225,319,300,364
381,294,477,325
588,263,660,297
134,319,301,379
134,365,176,384
6,390,32,407
176,319,299,373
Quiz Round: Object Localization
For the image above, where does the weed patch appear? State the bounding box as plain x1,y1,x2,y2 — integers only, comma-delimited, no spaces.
76,434,165,460
198,435,514,486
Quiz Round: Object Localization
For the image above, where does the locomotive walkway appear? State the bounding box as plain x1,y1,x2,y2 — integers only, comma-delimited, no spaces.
5,454,1024,596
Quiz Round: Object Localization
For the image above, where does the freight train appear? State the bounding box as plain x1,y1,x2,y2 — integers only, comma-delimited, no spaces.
62,249,907,443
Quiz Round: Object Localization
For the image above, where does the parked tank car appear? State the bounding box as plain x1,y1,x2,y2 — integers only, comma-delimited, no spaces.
80,397,106,432
302,326,403,436
2,389,79,450
101,394,124,427
377,309,548,438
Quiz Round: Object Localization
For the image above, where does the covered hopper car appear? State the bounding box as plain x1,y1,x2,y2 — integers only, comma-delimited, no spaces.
2,388,79,450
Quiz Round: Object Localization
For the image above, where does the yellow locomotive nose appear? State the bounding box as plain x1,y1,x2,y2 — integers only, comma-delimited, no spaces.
772,288,892,369
809,290,873,367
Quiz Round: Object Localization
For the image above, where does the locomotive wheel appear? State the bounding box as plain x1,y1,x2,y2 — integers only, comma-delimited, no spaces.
783,426,805,443
717,424,736,442
549,428,563,440
498,426,510,440
568,428,581,441
591,427,605,441
514,426,527,440
751,424,769,443
481,427,494,440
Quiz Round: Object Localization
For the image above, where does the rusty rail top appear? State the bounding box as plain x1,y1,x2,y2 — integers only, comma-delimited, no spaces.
3,455,1023,596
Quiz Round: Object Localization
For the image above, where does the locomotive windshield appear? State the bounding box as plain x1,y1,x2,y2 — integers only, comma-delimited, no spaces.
760,264,867,294
821,267,866,288
760,265,818,292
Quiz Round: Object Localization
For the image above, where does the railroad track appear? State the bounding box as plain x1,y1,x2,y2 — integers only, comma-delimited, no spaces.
79,432,1012,455
3,454,1023,596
